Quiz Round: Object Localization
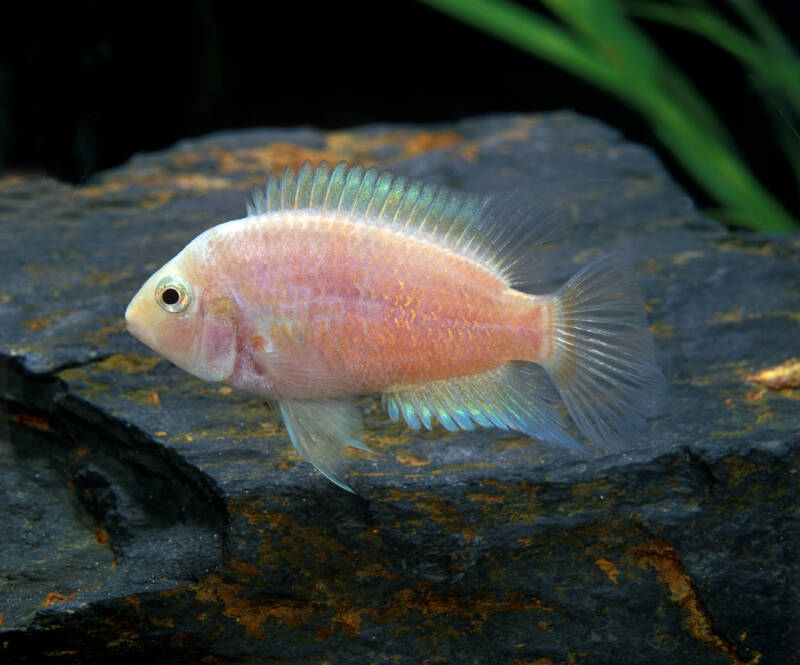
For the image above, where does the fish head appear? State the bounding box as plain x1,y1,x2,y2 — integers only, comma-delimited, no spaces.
125,239,238,383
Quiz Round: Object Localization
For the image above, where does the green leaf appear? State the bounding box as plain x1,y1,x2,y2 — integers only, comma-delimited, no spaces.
419,0,799,232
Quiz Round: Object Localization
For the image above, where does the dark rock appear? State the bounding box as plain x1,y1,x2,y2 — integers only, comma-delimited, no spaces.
1,112,798,665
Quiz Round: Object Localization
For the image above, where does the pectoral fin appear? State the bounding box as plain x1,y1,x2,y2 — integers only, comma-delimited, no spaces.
278,398,370,492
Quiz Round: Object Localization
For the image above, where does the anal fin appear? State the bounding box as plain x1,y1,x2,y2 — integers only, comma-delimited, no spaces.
279,398,369,492
383,363,584,452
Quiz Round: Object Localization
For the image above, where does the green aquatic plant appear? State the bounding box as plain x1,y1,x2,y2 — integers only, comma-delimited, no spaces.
420,0,800,233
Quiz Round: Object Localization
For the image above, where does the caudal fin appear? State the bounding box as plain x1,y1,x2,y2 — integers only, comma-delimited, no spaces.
543,254,664,449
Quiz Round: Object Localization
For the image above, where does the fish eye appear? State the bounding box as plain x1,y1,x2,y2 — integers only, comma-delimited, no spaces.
155,276,191,313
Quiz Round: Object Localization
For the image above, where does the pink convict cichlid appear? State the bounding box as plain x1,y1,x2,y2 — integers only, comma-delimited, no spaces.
125,161,664,491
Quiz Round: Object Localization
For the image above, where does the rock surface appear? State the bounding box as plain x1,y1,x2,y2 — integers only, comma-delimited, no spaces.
1,112,798,665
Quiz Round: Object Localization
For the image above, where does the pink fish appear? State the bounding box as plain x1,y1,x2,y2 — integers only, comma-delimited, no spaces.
125,161,663,491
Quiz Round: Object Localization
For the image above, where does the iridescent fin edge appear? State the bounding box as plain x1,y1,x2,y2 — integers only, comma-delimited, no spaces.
382,363,585,453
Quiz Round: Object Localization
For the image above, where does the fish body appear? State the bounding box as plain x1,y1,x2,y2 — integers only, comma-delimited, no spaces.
125,161,664,491
177,215,548,397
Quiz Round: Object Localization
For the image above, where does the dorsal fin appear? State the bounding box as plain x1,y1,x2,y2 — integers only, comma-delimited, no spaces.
247,160,524,283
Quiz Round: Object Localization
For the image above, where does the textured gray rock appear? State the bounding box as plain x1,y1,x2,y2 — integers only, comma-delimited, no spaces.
1,112,798,664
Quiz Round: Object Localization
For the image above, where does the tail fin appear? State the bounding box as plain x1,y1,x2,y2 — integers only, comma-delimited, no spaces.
543,254,664,449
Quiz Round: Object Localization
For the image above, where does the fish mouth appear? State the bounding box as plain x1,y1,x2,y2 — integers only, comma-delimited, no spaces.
124,297,151,346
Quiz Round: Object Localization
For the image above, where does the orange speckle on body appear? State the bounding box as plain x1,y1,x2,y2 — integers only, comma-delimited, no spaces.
208,296,236,321
251,336,264,351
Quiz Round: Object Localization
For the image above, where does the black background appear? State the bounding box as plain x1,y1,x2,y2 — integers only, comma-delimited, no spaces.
1,1,798,220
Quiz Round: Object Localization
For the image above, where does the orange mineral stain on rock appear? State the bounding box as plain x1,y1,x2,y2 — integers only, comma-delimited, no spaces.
193,573,315,637
466,492,504,504
455,139,482,162
650,321,676,339
124,595,142,610
595,558,620,584
228,558,262,578
11,413,50,431
95,353,162,374
632,539,760,665
747,358,800,390
42,592,76,607
102,614,144,650
23,311,67,331
325,128,462,164
80,172,232,206
127,388,162,406
217,143,344,175
77,179,133,198
327,595,366,638
228,500,271,526
401,130,462,158
396,453,429,467
356,563,397,582
721,457,758,488
370,585,553,638
672,251,705,266
170,173,233,191
374,489,476,541
712,308,744,324
499,115,542,143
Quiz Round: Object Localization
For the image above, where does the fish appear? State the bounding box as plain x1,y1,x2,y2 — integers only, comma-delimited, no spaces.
125,161,664,491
